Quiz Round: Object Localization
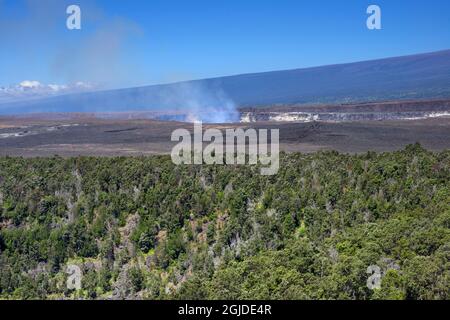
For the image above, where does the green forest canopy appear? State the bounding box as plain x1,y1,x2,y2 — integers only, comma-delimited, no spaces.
0,144,448,300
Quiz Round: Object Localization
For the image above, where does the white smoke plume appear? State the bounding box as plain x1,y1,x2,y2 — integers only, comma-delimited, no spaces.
0,0,239,123
160,81,240,123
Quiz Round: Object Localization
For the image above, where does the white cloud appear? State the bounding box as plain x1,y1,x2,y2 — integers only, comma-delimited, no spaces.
0,80,97,103
19,80,42,89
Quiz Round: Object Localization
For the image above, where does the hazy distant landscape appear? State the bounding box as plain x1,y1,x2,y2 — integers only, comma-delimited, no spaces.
1,50,450,119
0,51,449,157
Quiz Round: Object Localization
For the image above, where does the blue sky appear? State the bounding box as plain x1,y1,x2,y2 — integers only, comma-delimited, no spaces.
0,0,449,88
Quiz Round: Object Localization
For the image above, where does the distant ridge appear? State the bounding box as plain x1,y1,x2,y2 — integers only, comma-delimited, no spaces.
1,50,450,115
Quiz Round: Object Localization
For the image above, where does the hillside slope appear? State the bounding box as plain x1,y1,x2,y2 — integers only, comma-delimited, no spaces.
1,50,450,115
